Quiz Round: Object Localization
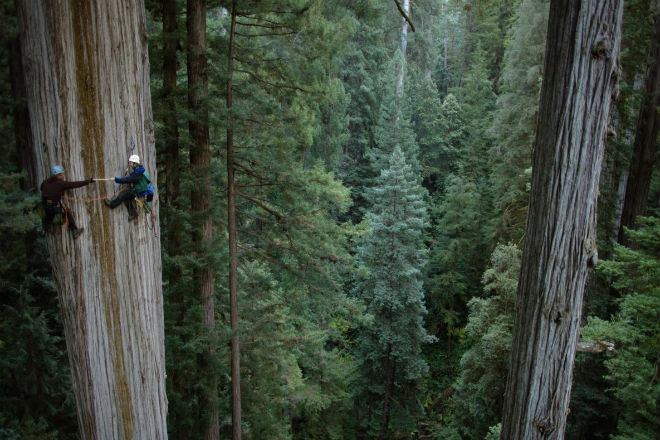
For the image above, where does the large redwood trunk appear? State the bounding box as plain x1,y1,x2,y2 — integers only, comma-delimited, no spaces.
16,1,168,438
500,1,623,439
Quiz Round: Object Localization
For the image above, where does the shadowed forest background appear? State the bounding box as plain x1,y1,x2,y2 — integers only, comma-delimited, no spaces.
1,0,658,439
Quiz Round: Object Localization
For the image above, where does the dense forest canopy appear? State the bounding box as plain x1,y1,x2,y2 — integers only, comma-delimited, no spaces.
1,0,658,439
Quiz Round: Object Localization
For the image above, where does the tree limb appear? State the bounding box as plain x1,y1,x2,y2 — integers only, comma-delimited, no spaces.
576,340,615,353
237,190,283,221
393,0,415,32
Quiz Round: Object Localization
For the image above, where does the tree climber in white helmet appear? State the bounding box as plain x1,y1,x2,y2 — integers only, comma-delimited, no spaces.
104,154,153,221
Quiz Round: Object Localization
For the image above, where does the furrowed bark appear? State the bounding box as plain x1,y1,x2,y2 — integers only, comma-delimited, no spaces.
16,1,168,438
500,1,623,439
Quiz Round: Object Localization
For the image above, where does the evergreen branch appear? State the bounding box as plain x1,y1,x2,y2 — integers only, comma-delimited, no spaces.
236,182,280,189
236,191,284,221
235,20,289,29
230,111,280,128
234,31,297,38
393,0,416,32
233,69,311,93
233,161,281,186
236,209,280,227
236,8,307,19
234,55,284,64
236,241,335,298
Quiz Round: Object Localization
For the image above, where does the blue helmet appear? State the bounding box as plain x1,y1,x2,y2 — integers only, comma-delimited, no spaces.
51,165,65,176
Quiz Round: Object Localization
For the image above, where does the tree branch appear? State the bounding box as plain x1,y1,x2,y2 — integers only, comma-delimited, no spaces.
233,68,311,93
393,0,415,32
576,340,615,353
237,191,284,221
235,20,288,29
234,31,296,38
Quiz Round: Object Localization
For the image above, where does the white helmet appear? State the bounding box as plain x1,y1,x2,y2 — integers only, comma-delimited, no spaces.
128,154,140,164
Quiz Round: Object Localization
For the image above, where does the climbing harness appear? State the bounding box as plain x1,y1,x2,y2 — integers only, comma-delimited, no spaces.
36,200,70,228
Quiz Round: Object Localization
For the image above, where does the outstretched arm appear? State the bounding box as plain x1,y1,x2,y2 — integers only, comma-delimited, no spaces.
115,169,143,184
62,178,94,190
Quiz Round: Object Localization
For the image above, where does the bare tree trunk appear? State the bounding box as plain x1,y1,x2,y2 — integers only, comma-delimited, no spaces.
227,4,242,439
423,9,433,80
16,1,168,438
378,344,394,440
500,1,623,439
618,6,660,246
186,0,219,438
396,0,410,95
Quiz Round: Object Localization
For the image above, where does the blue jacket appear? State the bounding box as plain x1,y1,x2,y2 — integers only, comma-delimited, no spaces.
115,166,154,198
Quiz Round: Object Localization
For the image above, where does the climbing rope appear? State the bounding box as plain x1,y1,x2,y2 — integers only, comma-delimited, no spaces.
61,188,123,203
135,196,159,238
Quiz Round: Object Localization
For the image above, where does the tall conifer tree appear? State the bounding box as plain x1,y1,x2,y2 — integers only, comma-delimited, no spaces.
353,147,433,439
219,2,359,437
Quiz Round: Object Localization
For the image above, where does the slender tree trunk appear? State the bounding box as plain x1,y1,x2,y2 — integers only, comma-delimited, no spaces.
500,1,623,439
424,9,433,80
227,4,242,439
187,0,218,438
16,1,168,438
378,344,394,440
396,0,410,95
618,7,660,246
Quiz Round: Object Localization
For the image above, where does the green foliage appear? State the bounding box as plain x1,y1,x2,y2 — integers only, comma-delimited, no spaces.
582,217,660,440
423,44,497,350
437,94,466,179
461,0,522,83
369,50,420,176
234,260,357,440
485,423,502,440
426,175,481,340
308,77,351,170
409,70,444,191
567,354,619,439
333,0,388,223
488,0,548,243
210,3,361,438
352,147,434,438
457,44,497,185
0,172,77,439
440,243,520,440
8,0,657,439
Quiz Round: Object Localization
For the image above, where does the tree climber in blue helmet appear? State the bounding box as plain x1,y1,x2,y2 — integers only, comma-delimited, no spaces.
104,154,154,221
40,165,95,238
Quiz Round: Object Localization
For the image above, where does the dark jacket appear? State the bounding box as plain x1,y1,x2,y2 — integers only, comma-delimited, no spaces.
115,166,153,198
40,176,92,202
